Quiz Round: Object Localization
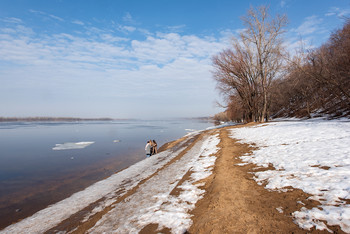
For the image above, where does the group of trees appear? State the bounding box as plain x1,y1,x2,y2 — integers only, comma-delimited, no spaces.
270,20,350,119
214,6,350,123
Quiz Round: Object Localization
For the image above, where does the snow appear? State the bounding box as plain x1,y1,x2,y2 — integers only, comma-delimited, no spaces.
52,141,94,150
229,119,350,233
1,131,221,234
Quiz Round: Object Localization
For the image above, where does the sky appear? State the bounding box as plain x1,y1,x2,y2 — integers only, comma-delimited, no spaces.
0,0,349,119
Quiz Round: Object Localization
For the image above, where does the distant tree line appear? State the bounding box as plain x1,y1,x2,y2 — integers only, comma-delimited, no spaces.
213,6,350,123
0,117,114,122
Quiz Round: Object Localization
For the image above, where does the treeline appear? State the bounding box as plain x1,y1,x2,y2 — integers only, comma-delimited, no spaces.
0,117,114,122
270,20,350,119
213,6,350,123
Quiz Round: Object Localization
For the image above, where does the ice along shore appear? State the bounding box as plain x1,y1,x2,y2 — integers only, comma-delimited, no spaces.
1,119,350,233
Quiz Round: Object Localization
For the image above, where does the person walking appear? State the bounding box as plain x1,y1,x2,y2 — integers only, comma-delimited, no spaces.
145,140,152,157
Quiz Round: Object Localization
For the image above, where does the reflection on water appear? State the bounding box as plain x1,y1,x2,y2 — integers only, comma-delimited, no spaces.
0,119,213,229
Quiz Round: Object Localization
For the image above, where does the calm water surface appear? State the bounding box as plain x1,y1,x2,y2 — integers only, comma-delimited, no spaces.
0,119,213,229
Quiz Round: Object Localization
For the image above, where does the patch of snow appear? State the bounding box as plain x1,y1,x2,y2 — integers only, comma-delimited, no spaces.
185,128,197,132
206,122,239,130
276,207,283,213
229,120,350,233
236,162,249,166
52,141,94,150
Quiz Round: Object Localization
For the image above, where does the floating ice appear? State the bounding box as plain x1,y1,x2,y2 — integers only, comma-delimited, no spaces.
52,141,95,150
185,128,196,132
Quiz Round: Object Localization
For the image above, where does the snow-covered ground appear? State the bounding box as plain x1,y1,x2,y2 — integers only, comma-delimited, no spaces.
1,131,220,234
229,119,350,233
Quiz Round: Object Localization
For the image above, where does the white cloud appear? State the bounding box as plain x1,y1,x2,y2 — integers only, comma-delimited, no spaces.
280,0,286,8
292,15,324,36
29,9,64,22
123,12,134,23
1,17,23,24
100,34,129,43
49,14,64,22
120,25,136,33
72,20,84,25
326,7,350,18
166,25,186,33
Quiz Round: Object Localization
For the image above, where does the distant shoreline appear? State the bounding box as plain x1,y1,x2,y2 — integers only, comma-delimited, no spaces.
0,117,120,122
0,117,214,122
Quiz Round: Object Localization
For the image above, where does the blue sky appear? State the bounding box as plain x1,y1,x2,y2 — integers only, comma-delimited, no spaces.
1,0,349,119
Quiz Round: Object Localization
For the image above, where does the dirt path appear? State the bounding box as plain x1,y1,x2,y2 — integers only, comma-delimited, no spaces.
189,126,330,234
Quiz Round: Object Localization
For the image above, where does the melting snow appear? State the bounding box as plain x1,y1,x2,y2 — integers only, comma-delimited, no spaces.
229,119,350,233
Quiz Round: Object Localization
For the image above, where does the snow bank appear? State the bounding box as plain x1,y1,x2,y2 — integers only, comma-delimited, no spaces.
52,141,94,150
229,120,350,233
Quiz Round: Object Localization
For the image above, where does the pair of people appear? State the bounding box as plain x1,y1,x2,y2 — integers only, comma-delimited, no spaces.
145,140,157,157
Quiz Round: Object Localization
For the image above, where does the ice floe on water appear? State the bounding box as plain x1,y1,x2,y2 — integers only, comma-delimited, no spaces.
229,119,350,233
52,141,95,150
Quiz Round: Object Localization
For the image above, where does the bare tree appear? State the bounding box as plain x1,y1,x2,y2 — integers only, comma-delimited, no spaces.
242,6,288,121
213,47,259,122
213,5,287,122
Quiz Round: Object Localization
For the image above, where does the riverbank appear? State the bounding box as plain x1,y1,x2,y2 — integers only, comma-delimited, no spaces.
2,120,349,233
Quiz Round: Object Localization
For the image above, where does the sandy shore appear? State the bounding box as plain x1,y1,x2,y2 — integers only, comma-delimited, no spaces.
2,124,346,233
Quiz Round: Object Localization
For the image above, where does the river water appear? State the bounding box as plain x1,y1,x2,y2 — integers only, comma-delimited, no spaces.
0,118,213,229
